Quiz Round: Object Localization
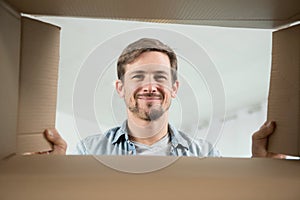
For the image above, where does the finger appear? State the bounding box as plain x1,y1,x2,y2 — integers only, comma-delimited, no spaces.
267,152,286,159
44,129,67,154
22,150,52,155
259,120,270,130
44,129,65,146
253,121,276,140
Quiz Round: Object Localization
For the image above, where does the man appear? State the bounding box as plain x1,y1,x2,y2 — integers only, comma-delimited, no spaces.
44,38,284,158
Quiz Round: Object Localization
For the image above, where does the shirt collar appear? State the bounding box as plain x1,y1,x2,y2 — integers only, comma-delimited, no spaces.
168,123,189,150
111,121,129,144
111,120,189,150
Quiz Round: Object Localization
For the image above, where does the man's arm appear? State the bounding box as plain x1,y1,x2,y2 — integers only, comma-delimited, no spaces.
251,121,285,158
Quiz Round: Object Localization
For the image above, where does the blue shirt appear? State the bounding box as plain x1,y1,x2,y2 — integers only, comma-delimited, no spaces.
75,121,220,157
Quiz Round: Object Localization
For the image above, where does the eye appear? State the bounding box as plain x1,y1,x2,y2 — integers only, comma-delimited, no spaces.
132,74,144,80
154,75,167,81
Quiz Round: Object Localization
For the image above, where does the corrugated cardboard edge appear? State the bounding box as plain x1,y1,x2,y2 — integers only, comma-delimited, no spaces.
0,1,20,159
17,133,54,153
4,0,300,29
16,17,61,154
268,24,300,156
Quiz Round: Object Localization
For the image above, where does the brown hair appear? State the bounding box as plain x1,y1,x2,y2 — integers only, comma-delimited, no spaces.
117,38,178,83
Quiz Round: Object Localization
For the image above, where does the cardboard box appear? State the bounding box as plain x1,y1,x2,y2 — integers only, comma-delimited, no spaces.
267,25,300,156
1,0,300,157
0,156,300,199
0,9,58,156
0,0,300,199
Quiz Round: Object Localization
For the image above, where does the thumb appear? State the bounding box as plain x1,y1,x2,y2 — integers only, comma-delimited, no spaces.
44,128,67,155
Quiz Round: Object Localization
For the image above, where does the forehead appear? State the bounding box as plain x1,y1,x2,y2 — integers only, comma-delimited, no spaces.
124,51,171,73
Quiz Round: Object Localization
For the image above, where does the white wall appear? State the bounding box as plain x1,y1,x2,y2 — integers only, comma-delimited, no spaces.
37,16,272,157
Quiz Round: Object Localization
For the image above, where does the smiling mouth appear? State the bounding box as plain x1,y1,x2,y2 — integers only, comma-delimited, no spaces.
136,94,163,101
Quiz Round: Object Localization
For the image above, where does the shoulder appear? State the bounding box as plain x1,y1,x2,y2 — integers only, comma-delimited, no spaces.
76,126,122,154
83,126,121,144
176,130,221,157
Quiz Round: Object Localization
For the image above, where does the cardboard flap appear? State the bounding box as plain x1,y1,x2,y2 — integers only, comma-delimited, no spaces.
4,0,300,29
17,17,60,154
268,24,300,156
0,1,20,159
0,156,300,199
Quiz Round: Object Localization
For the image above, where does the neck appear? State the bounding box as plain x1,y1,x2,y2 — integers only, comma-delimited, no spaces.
127,111,169,146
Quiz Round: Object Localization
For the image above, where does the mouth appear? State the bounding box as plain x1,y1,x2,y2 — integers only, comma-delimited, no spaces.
136,93,163,101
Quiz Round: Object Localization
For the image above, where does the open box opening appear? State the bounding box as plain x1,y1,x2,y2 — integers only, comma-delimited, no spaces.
0,0,300,198
33,16,274,157
1,0,300,157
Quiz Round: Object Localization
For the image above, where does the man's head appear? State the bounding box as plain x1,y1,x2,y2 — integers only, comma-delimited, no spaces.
117,38,178,83
115,38,179,121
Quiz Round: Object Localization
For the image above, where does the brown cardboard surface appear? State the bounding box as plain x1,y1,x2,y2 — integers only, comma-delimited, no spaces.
0,156,299,199
17,134,53,153
16,17,60,154
0,0,298,158
268,24,300,156
0,2,20,158
4,0,300,29
0,2,299,199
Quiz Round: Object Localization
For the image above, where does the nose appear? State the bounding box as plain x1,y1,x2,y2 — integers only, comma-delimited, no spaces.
142,83,157,93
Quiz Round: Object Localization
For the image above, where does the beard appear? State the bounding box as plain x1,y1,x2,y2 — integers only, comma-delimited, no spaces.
129,102,165,121
128,93,170,121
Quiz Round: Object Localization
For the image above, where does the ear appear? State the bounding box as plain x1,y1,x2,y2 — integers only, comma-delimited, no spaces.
171,80,179,98
115,80,124,97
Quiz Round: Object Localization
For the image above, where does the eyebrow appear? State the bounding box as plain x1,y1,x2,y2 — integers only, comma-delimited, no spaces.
129,70,146,75
129,70,169,75
154,71,169,75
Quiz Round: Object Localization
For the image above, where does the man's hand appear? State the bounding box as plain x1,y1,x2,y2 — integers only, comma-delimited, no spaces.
23,129,67,155
252,121,285,158
43,128,67,155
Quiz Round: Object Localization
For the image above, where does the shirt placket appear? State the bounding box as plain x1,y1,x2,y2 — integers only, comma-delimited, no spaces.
170,145,177,156
127,140,136,155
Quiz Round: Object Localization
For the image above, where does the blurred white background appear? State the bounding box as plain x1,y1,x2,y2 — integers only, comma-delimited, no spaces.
37,16,273,157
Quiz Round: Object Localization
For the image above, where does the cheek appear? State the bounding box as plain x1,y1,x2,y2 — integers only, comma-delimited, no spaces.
123,80,136,93
159,87,172,104
124,91,134,102
161,84,173,97
163,92,172,103
124,87,138,105
125,82,141,95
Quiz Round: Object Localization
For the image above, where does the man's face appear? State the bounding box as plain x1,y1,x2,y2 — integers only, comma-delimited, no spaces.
116,51,179,121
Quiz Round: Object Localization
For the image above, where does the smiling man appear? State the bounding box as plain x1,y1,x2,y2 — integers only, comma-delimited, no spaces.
44,38,283,158
74,38,220,156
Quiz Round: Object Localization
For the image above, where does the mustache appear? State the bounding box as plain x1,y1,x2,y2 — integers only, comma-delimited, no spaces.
135,93,163,98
